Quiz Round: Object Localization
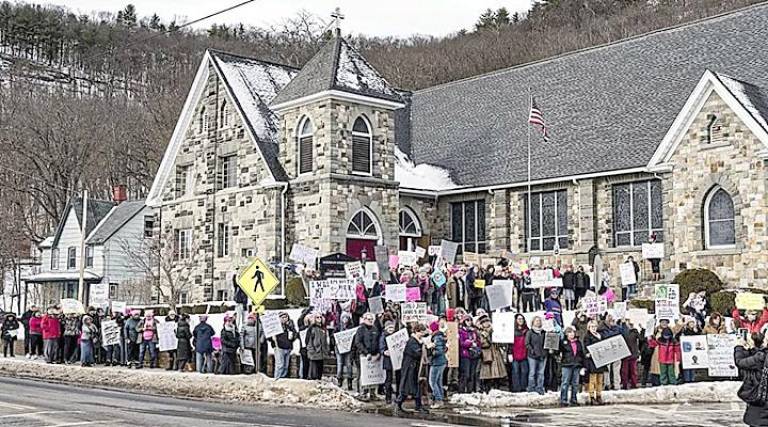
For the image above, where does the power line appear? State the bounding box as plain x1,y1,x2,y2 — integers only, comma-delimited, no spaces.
0,164,77,193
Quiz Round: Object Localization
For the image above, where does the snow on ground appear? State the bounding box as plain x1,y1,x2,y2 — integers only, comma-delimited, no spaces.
450,381,740,410
395,147,457,191
0,357,361,411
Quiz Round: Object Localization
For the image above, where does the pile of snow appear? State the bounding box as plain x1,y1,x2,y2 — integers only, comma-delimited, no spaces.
450,382,740,409
0,358,361,411
395,147,457,191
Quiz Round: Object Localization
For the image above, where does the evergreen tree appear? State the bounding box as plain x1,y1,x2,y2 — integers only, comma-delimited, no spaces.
116,4,137,27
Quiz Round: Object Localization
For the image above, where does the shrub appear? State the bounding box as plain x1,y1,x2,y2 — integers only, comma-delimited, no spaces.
673,268,724,308
285,276,307,307
709,291,736,316
630,299,655,313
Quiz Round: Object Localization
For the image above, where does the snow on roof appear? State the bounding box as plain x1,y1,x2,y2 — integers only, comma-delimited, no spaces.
26,270,102,283
395,146,457,192
335,41,397,98
38,236,54,249
716,72,768,133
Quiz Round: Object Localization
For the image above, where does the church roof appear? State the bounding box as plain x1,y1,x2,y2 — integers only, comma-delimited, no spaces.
270,35,402,108
405,3,768,189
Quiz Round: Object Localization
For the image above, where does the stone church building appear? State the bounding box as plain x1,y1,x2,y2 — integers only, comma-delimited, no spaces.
147,4,768,302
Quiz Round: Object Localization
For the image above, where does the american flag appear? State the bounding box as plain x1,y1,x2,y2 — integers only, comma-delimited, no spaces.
528,96,549,142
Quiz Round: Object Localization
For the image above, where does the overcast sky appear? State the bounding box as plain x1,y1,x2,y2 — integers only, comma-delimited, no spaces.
34,0,532,37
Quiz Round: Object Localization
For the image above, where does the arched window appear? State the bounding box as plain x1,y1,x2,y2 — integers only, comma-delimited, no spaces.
704,186,735,248
706,114,722,144
219,100,229,128
399,208,422,251
298,117,313,174
198,106,208,134
347,209,380,239
351,116,372,174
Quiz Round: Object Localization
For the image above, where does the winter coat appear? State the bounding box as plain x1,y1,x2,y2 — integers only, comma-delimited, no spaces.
703,316,726,335
354,324,380,356
175,320,193,361
623,328,642,358
733,308,768,334
574,271,590,290
81,323,98,341
510,325,528,361
41,315,61,340
192,322,215,353
735,346,768,426
63,317,80,336
572,316,590,342
124,317,141,343
598,323,623,339
478,327,506,380
1,316,19,340
525,329,546,360
306,324,328,361
430,331,448,366
544,298,563,326
29,316,42,335
458,326,480,359
584,332,608,373
649,327,682,365
380,332,393,371
271,320,297,350
559,338,585,367
220,327,240,354
137,317,159,343
240,323,262,350
398,336,423,397
562,271,575,290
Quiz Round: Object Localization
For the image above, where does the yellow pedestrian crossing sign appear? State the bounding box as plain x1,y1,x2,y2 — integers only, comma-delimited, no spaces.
236,257,280,307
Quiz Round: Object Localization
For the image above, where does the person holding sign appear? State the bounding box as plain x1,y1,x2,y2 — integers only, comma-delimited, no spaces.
646,234,662,282
558,326,585,407
648,318,682,385
379,321,397,404
306,313,329,380
270,312,298,379
2,313,20,357
428,321,448,409
734,332,768,427
679,317,701,383
525,316,547,395
218,315,240,375
584,320,607,405
395,323,428,416
458,315,482,393
354,313,381,400
733,303,768,334
477,314,506,391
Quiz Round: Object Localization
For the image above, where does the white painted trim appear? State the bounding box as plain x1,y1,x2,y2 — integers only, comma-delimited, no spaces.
297,115,314,176
648,70,768,168
351,115,374,176
703,185,736,250
345,207,384,245
271,89,405,112
398,206,422,237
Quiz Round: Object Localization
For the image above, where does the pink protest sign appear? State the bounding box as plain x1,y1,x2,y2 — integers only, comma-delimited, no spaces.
389,255,399,269
211,336,222,351
406,287,421,302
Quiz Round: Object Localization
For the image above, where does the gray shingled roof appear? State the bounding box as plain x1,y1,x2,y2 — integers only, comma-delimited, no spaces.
209,50,299,181
87,200,146,245
406,3,768,188
52,198,115,248
270,35,402,107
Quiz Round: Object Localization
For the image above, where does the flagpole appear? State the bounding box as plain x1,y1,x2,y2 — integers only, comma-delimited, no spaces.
527,90,532,257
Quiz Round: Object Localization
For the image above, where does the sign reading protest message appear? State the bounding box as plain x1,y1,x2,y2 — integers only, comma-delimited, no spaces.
587,335,631,368
398,251,419,267
613,302,628,320
544,332,560,351
345,261,363,282
707,334,738,377
655,283,680,321
492,312,516,344
736,293,766,311
642,243,665,259
368,296,384,314
360,356,386,386
414,246,426,259
111,301,127,315
529,269,553,288
406,287,421,302
289,243,319,266
385,284,407,302
386,328,409,370
446,321,459,368
158,321,178,352
260,312,284,339
681,335,710,369
333,326,360,355
620,263,637,286
100,320,120,347
323,279,356,300
485,281,514,311
428,245,442,257
401,302,427,324
439,240,459,265
627,308,650,329
89,283,110,310
463,251,479,265
374,246,391,282
61,298,85,315
238,348,255,366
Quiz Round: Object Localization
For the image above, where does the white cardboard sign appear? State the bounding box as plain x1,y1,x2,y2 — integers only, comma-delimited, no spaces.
385,328,409,370
385,284,407,302
681,335,710,369
620,263,637,286
333,326,360,355
485,281,514,311
158,321,178,352
100,320,120,347
261,312,284,339
586,335,631,368
492,312,516,344
359,355,386,386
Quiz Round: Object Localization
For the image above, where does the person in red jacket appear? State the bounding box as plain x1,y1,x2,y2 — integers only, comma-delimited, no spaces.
732,306,768,334
28,312,43,359
648,318,682,385
41,308,62,364
507,313,529,392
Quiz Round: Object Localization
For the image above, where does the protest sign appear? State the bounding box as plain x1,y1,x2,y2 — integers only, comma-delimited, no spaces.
431,269,447,288
60,298,85,315
386,328,409,370
655,283,680,321
261,312,283,339
463,251,479,265
368,296,384,314
548,277,564,288
529,256,542,268
486,281,514,311
406,287,421,302
401,302,427,324
627,308,650,328
530,269,553,288
374,246,391,282
620,263,637,286
360,356,386,386
345,261,363,281
583,297,603,318
428,245,442,257
642,243,664,259
736,293,766,311
414,246,426,258
364,261,380,278
111,301,127,315
645,317,657,337
681,335,710,369
446,321,459,368
542,318,555,332
474,279,486,289
323,279,356,300
492,312,516,343
100,320,120,347
439,240,459,264
289,243,319,266
586,335,631,368
239,348,255,366
707,334,738,377
544,332,560,351
388,255,399,269
613,302,627,319
385,284,407,302
89,283,109,310
158,321,178,352
333,326,360,354
398,251,419,267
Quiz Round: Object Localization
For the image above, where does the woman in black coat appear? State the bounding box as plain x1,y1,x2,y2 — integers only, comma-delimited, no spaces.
395,324,427,415
735,333,768,427
218,318,240,375
583,320,607,405
175,315,193,371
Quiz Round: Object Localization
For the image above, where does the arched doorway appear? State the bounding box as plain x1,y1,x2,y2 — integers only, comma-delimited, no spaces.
399,207,423,251
345,208,382,261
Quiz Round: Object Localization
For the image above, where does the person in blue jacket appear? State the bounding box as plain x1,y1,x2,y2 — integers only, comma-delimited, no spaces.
192,314,215,373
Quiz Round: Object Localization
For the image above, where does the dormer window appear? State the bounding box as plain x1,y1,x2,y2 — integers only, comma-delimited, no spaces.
298,117,313,175
706,114,722,144
352,116,372,175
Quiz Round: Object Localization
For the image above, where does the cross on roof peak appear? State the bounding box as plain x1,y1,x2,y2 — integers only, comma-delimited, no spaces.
331,7,344,37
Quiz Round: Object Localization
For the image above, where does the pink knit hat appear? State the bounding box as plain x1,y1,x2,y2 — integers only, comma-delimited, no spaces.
429,321,440,333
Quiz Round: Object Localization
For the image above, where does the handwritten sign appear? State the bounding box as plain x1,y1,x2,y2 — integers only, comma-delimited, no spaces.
101,320,120,347
360,356,386,386
627,308,650,329
398,251,419,267
385,284,407,302
386,328,409,370
261,311,283,339
654,283,680,321
111,301,127,315
544,332,560,351
620,263,637,286
681,335,710,369
586,335,631,368
440,240,459,264
60,298,85,315
401,302,427,324
486,281,514,311
368,296,384,314
158,321,178,352
414,246,426,258
474,279,486,289
431,269,447,288
333,326,360,354
707,334,738,377
613,302,627,319
406,287,421,302
530,269,553,288
345,261,363,281
642,243,664,259
323,279,356,300
89,283,109,310
428,245,442,257
736,293,766,311
463,251,479,265
289,243,319,266
492,312,516,343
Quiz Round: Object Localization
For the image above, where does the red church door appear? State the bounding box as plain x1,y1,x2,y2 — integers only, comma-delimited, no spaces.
346,238,376,261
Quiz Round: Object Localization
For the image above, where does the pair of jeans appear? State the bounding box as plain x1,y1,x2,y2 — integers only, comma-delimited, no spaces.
138,340,157,367
560,366,580,403
80,339,94,364
127,341,140,365
429,364,446,401
522,292,537,312
527,357,546,394
274,347,292,378
336,352,353,382
104,344,121,364
659,363,677,385
44,339,59,363
682,369,695,383
196,351,214,373
508,359,529,392
458,357,479,393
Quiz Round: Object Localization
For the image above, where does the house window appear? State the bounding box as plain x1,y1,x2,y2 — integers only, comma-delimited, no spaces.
706,114,722,144
63,282,78,299
613,180,663,247
144,215,154,238
241,248,254,258
175,229,192,260
199,106,208,133
218,155,237,189
524,190,568,252
399,208,422,251
351,116,372,174
178,291,189,305
51,248,59,270
67,247,77,269
219,100,229,128
217,223,230,257
175,165,193,198
215,289,229,301
450,200,486,254
704,186,736,248
108,283,119,299
85,247,93,268
298,117,313,175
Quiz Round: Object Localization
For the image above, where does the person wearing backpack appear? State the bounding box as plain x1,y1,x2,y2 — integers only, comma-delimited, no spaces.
735,332,768,426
